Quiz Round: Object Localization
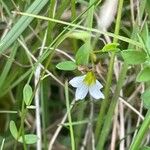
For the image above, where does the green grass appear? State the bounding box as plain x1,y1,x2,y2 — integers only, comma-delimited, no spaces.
0,0,150,150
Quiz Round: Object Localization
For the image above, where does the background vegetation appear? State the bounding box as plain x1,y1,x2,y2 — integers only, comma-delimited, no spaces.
0,0,150,150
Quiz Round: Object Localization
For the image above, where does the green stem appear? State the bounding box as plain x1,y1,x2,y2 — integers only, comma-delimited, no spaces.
96,0,147,148
71,0,76,20
17,101,28,150
75,102,87,149
46,0,56,45
40,1,99,77
46,0,69,45
71,0,77,51
96,63,128,150
86,0,96,45
65,81,75,150
95,0,124,141
41,81,48,150
129,109,150,150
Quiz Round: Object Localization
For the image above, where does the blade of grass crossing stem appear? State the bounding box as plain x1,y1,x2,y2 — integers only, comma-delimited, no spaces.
129,109,150,150
65,81,75,150
0,0,48,53
13,12,143,48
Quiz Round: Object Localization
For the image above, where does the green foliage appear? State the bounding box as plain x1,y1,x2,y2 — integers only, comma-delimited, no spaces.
141,88,150,109
139,23,150,55
9,120,38,144
1,0,150,149
140,146,150,150
18,134,38,144
75,43,90,65
56,61,77,71
9,121,18,139
146,36,150,53
0,44,17,90
136,67,150,82
0,0,49,54
121,50,147,64
101,43,120,52
146,0,150,16
23,84,33,106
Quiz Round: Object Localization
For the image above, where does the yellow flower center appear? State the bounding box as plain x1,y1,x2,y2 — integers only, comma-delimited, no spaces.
83,71,96,86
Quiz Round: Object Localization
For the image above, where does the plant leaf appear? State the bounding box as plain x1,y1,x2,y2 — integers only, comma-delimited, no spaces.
121,50,147,64
141,88,150,109
101,43,119,52
75,43,90,65
136,67,150,82
9,120,18,139
139,23,150,55
56,61,77,71
18,134,38,144
23,84,33,106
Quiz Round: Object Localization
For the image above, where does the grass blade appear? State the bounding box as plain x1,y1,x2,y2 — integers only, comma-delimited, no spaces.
0,0,48,53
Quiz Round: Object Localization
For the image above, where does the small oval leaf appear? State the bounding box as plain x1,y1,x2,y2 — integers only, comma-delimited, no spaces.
18,134,38,144
9,120,18,139
136,67,150,82
101,43,119,52
56,61,77,71
75,43,90,65
23,84,33,106
141,88,150,109
121,50,147,65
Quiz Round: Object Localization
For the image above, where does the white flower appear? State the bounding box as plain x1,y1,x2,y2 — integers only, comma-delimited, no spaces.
69,71,105,100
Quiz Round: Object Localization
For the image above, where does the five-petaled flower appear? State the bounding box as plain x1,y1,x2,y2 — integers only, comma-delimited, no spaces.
69,71,105,100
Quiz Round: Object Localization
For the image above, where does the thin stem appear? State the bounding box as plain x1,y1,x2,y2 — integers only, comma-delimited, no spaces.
71,0,76,21
41,81,48,150
46,0,56,44
48,100,75,150
95,0,124,141
14,11,143,48
65,81,75,150
71,0,77,51
96,0,146,149
17,101,28,150
0,138,5,150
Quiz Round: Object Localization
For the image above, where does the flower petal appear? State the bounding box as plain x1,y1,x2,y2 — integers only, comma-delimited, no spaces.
96,80,103,89
75,83,88,100
89,84,105,99
69,75,85,88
